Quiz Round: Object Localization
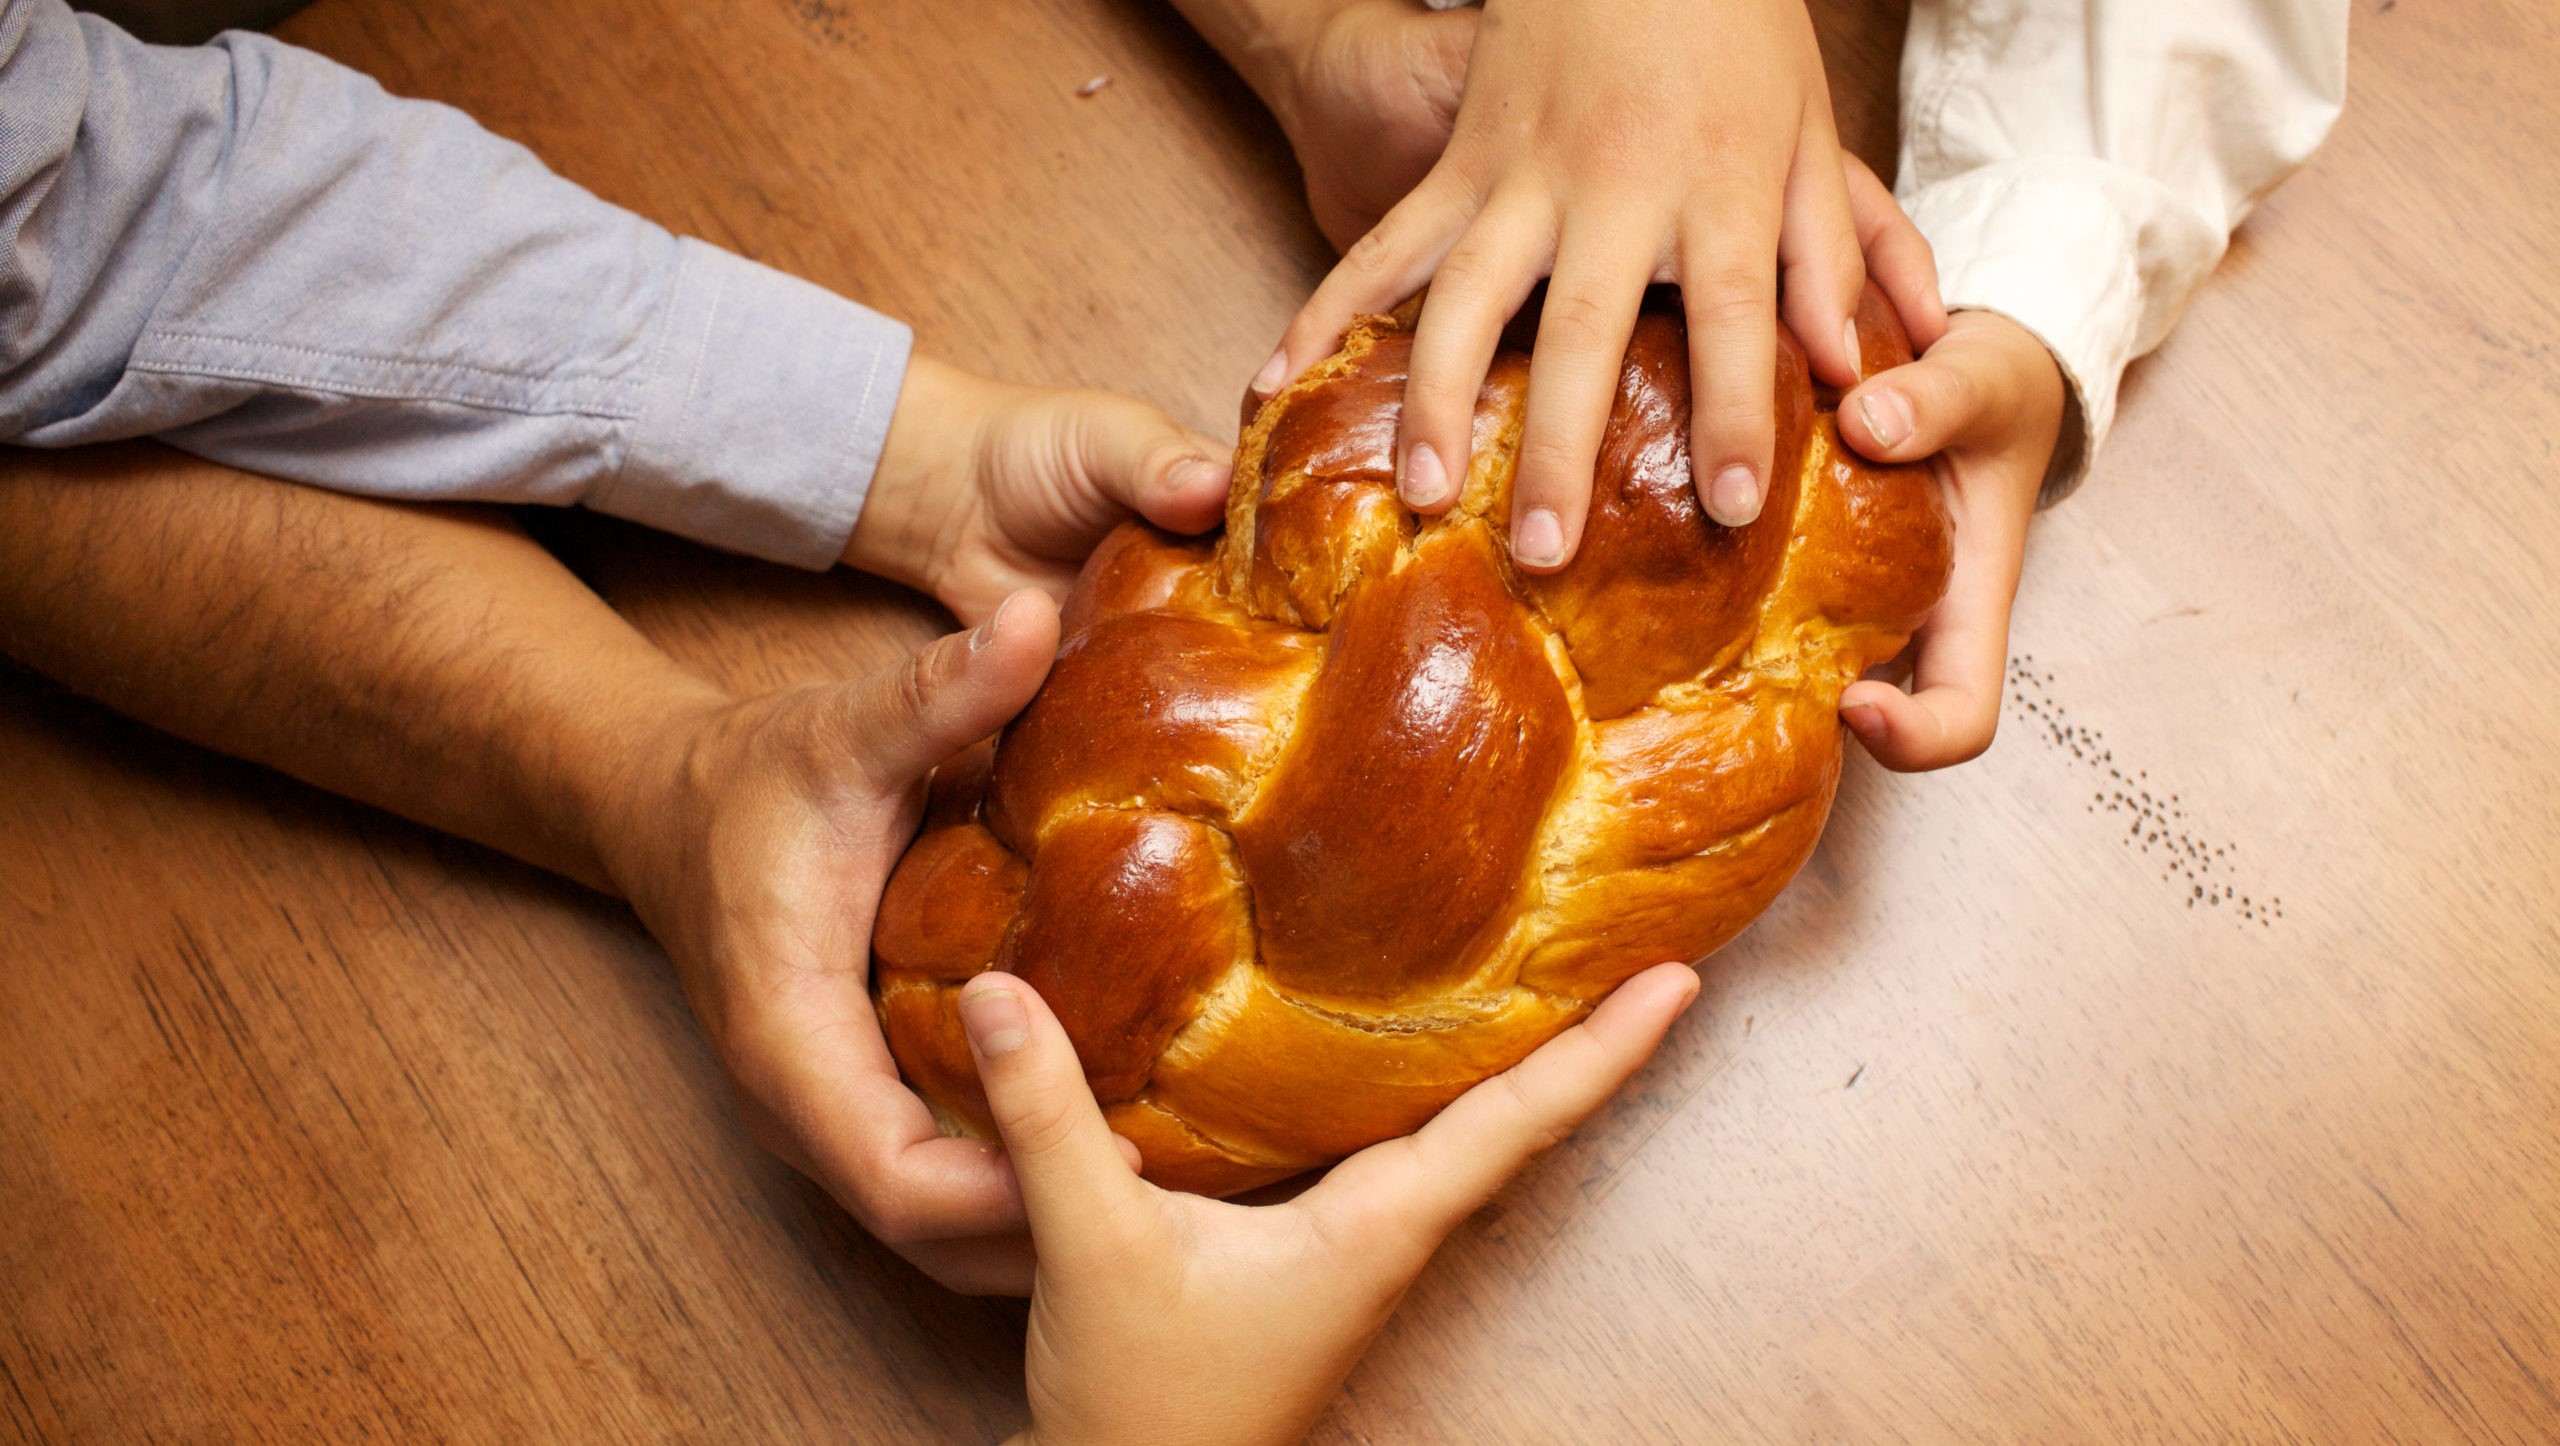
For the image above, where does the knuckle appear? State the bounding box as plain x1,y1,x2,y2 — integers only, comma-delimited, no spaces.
1403,366,1482,422
1340,224,1404,283
858,1184,930,1246
1692,386,1771,444
894,643,940,721
1534,288,1623,353
1569,112,1658,188
1935,363,1988,427
1513,429,1596,488
1497,1071,1571,1156
1692,272,1774,330
997,1088,1084,1162
1947,705,2000,765
1427,241,1515,305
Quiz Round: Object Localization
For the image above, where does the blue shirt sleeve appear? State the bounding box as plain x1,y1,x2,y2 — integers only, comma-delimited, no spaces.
0,0,908,569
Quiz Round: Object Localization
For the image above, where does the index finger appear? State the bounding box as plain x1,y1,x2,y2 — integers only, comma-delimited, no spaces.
1263,172,1481,401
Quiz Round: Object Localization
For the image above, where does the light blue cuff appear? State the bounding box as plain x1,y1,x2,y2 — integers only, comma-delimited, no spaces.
601,238,911,570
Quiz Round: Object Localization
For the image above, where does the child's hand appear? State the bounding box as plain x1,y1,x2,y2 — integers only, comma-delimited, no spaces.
1258,0,1867,572
843,358,1233,623
598,589,1070,1296
964,963,1701,1446
1833,308,2063,770
1830,154,2065,771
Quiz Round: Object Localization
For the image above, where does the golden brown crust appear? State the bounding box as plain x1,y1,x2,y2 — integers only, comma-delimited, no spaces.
1146,970,1581,1162
986,609,1318,847
1104,1098,1306,1196
871,821,1024,982
1000,808,1253,1104
1058,524,1219,638
875,283,1950,1196
1523,313,1811,718
1232,522,1576,1002
877,982,993,1135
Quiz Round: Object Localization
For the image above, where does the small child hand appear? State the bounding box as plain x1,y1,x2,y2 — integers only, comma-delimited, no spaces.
1831,156,2065,771
844,357,1233,622
964,962,1700,1446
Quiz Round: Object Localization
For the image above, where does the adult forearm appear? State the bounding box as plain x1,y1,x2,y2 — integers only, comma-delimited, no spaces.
0,444,728,894
2,0,905,570
1163,0,1336,123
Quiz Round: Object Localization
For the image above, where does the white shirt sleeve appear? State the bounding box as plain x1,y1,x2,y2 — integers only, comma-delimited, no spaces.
1897,0,2348,503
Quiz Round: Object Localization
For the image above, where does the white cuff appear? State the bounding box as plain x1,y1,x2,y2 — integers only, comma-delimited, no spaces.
1901,158,2207,507
602,238,911,569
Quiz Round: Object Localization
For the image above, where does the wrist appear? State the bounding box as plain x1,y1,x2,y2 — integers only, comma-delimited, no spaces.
574,678,738,906
842,354,986,592
1167,0,1351,132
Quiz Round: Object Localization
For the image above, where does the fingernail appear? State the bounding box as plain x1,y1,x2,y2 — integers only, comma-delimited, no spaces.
969,593,1012,652
1400,441,1450,509
1842,703,1885,742
959,981,1030,1058
1172,456,1226,497
1250,347,1288,397
1512,507,1566,569
1842,318,1863,382
1707,465,1762,526
1857,388,1913,450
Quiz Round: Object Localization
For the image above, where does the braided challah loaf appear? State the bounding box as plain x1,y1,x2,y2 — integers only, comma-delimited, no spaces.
873,286,1951,1196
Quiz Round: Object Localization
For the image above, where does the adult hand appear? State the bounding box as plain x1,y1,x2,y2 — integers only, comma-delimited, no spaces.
1276,0,1479,249
597,589,1070,1295
1255,0,1865,573
844,357,1233,624
974,963,1700,1446
1161,0,1475,251
1836,309,2066,771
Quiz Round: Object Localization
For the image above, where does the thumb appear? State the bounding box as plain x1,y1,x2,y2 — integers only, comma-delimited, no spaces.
1836,347,1995,466
1063,390,1231,536
1838,312,2052,466
959,972,1153,1256
839,588,1061,789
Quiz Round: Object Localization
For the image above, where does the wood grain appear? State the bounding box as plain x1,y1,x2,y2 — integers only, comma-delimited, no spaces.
5,0,2557,1442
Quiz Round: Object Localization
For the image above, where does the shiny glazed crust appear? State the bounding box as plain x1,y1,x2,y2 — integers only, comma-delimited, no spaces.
873,287,1952,1195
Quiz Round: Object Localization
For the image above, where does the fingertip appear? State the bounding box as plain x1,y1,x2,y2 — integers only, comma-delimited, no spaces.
1841,381,1919,461
1147,449,1231,533
1510,503,1572,572
957,971,1033,1061
1400,439,1457,512
1702,464,1764,527
1596,961,1700,1042
966,587,1061,663
1791,294,1863,390
1249,346,1288,399
1661,961,1703,1017
1842,698,1889,749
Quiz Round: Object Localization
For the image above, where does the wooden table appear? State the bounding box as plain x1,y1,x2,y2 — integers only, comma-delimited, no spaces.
6,0,2556,1440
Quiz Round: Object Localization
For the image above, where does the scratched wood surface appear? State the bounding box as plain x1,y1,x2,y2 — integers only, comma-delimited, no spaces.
5,0,2557,1441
